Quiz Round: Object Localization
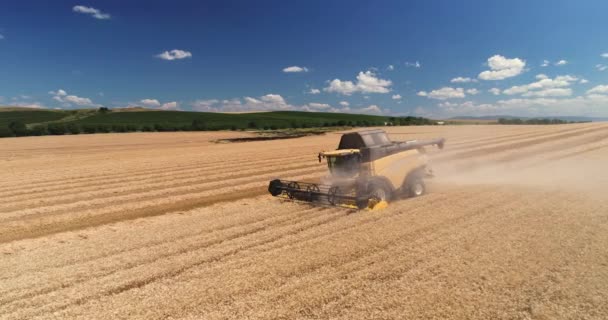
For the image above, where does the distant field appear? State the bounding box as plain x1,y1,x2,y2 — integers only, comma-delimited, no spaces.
0,110,66,127
0,107,434,137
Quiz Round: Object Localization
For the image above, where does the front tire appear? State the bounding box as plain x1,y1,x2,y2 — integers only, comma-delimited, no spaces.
368,181,392,201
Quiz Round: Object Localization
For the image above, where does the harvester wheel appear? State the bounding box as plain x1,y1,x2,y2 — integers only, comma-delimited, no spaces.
408,178,425,197
367,181,391,202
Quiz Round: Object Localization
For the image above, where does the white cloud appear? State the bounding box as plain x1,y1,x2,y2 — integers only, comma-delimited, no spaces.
596,64,608,71
324,71,392,95
405,61,421,68
308,88,320,94
450,77,477,83
260,94,286,105
580,79,589,84
160,101,179,110
387,65,394,71
191,99,219,111
282,66,308,73
0,34,4,40
73,5,111,20
503,75,578,96
555,60,568,66
193,94,291,112
190,94,389,115
489,88,501,95
391,94,402,100
466,88,480,95
49,89,100,107
541,60,550,67
420,87,465,100
601,53,608,58
140,99,161,107
478,55,526,80
435,95,608,118
156,49,192,61
522,88,572,97
587,85,608,95
11,101,46,109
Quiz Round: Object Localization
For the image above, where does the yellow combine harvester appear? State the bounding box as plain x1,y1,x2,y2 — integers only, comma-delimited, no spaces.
268,129,445,209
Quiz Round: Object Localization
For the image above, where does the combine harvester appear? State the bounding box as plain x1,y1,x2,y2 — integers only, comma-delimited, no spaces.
268,129,445,210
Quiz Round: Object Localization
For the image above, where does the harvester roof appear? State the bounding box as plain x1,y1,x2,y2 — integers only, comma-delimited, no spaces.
338,129,391,149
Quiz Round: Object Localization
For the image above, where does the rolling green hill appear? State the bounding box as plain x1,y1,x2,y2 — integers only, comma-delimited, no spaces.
0,107,434,137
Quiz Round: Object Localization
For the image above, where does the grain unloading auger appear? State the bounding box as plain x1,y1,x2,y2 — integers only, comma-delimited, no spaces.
268,129,445,210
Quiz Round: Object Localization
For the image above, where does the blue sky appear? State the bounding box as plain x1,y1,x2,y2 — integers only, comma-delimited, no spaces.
1,0,608,117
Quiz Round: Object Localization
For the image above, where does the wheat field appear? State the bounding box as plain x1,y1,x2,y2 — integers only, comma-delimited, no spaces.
1,124,608,319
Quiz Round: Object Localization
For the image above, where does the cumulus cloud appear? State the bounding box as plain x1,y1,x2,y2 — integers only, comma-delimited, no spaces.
282,66,308,73
308,88,320,94
466,88,480,95
190,94,388,115
478,55,526,80
580,79,589,84
0,34,4,40
387,65,394,71
49,89,101,107
555,60,568,66
160,101,179,110
541,60,550,67
450,77,477,83
489,88,501,95
140,99,161,107
601,53,608,58
419,87,465,100
587,85,608,95
192,94,290,112
324,71,392,95
596,64,607,71
73,5,111,19
503,75,578,97
436,95,608,118
11,101,46,109
391,94,402,100
522,88,572,97
156,49,192,61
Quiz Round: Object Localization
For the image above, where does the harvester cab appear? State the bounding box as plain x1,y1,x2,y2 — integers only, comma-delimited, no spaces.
268,129,445,210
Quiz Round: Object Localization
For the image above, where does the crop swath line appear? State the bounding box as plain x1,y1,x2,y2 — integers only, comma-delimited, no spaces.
197,189,531,318
0,153,314,197
0,164,324,222
439,124,608,161
6,207,351,317
0,166,325,243
0,201,324,281
0,205,332,306
66,190,496,318
68,193,470,311
3,193,461,317
444,126,585,151
0,159,322,212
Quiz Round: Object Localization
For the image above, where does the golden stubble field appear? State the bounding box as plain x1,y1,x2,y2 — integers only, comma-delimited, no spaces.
1,124,608,319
